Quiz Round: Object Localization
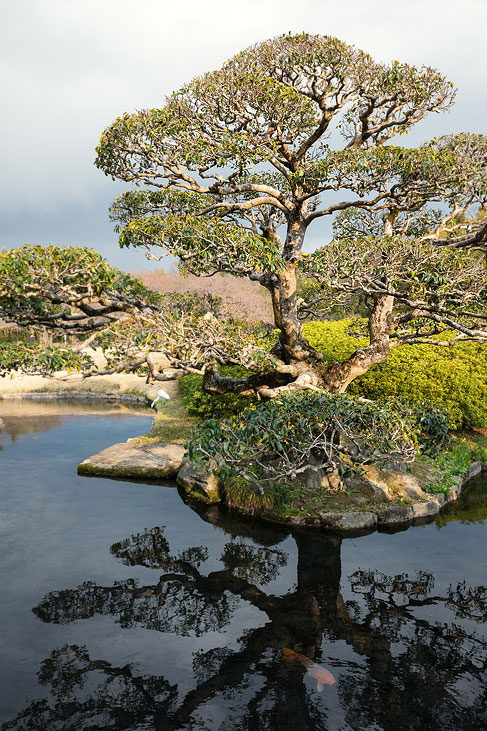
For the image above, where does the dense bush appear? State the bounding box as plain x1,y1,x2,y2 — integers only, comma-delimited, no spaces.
303,319,487,430
186,390,417,492
179,366,259,419
0,341,95,376
385,400,450,456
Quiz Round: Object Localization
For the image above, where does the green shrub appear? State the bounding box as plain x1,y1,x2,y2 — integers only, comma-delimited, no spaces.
179,365,259,419
384,400,449,456
186,391,417,492
303,319,487,430
423,441,474,494
0,341,95,376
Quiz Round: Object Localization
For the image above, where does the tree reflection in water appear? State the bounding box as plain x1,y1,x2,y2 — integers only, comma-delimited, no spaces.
2,644,178,730
4,513,486,731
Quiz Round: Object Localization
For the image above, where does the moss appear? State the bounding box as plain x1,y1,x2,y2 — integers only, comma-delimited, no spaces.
179,483,218,505
77,463,174,479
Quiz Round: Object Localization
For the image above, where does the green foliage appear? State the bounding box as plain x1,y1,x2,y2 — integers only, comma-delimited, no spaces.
303,319,487,429
94,33,470,299
0,244,160,304
0,244,161,331
112,191,286,277
0,341,95,376
423,441,474,494
179,366,258,419
296,274,369,319
303,319,368,365
186,391,417,491
383,400,449,456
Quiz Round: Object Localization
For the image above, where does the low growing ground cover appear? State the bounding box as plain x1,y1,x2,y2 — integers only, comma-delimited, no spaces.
303,320,487,430
193,435,487,523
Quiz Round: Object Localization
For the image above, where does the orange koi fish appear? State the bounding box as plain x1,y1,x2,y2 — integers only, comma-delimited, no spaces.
282,647,335,691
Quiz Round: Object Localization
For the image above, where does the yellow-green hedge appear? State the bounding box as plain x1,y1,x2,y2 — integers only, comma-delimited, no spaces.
303,319,487,429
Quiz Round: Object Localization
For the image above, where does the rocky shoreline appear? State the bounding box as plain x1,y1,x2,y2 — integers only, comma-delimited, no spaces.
76,432,486,536
3,388,485,536
0,390,150,403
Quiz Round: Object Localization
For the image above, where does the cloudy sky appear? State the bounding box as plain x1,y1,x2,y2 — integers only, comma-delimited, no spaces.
1,0,486,271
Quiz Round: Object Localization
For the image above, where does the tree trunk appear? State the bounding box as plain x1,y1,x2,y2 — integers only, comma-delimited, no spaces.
275,219,323,365
202,365,292,395
322,294,395,392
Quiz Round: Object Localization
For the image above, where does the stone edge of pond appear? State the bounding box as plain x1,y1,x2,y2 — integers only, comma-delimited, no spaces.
77,441,185,480
215,461,486,535
75,423,486,534
0,391,150,404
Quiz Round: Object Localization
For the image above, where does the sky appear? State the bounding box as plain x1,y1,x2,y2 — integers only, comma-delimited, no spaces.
1,0,486,272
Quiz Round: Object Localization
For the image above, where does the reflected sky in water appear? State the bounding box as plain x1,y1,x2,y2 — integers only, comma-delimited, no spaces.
0,401,485,730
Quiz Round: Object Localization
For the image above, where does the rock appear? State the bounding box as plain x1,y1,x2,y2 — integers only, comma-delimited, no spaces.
360,466,392,499
431,492,447,508
177,460,221,504
285,515,310,526
465,461,482,481
346,476,385,500
361,465,431,502
78,442,185,479
444,484,462,503
159,369,184,380
411,501,440,520
301,466,322,491
376,505,414,527
320,511,377,533
322,469,342,492
301,466,342,492
402,478,427,501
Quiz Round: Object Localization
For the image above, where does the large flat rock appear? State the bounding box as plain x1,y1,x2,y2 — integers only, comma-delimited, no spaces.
78,442,185,480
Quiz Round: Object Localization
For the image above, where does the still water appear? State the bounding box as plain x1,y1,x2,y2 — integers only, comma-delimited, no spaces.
0,402,485,730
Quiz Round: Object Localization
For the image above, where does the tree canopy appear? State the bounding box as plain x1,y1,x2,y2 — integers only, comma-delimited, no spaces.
2,34,487,397
93,33,487,395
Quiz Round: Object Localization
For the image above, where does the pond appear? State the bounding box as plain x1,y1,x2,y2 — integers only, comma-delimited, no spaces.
0,401,485,731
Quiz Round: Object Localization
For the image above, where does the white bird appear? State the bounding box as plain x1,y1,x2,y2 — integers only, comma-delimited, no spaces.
151,389,171,409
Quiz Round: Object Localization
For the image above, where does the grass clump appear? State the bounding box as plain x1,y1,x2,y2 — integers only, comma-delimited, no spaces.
136,390,197,445
419,438,486,494
222,475,322,518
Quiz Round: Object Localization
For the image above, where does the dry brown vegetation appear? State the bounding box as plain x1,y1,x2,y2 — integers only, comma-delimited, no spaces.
133,269,273,323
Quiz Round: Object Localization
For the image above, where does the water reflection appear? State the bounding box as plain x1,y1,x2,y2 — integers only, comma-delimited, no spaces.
2,644,178,730
437,476,487,526
1,406,486,730
4,518,484,731
0,400,150,443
